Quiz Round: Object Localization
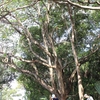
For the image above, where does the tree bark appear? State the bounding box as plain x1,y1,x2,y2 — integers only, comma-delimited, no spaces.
67,4,84,100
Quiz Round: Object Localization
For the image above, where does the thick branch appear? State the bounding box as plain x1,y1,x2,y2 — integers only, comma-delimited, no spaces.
70,47,99,80
54,0,100,10
0,1,38,20
7,62,54,93
77,0,100,5
4,15,52,59
25,30,48,63
67,4,84,100
24,25,52,57
0,51,55,68
67,0,100,10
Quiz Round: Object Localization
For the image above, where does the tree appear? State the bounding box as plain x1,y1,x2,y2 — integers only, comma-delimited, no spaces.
18,74,49,100
2,80,26,100
0,0,100,100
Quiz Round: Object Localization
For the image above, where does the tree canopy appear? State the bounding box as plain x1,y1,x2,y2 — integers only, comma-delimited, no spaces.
0,0,100,100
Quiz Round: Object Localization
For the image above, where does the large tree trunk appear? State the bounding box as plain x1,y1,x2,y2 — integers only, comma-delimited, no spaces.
70,27,84,100
67,4,84,100
70,35,84,100
52,61,69,100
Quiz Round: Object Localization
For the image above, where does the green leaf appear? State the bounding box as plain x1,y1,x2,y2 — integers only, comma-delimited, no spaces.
95,81,100,94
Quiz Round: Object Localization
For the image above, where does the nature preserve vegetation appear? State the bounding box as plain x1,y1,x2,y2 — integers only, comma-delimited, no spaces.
0,0,100,100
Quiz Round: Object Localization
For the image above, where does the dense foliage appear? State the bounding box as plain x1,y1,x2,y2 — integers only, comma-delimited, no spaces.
0,0,100,100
